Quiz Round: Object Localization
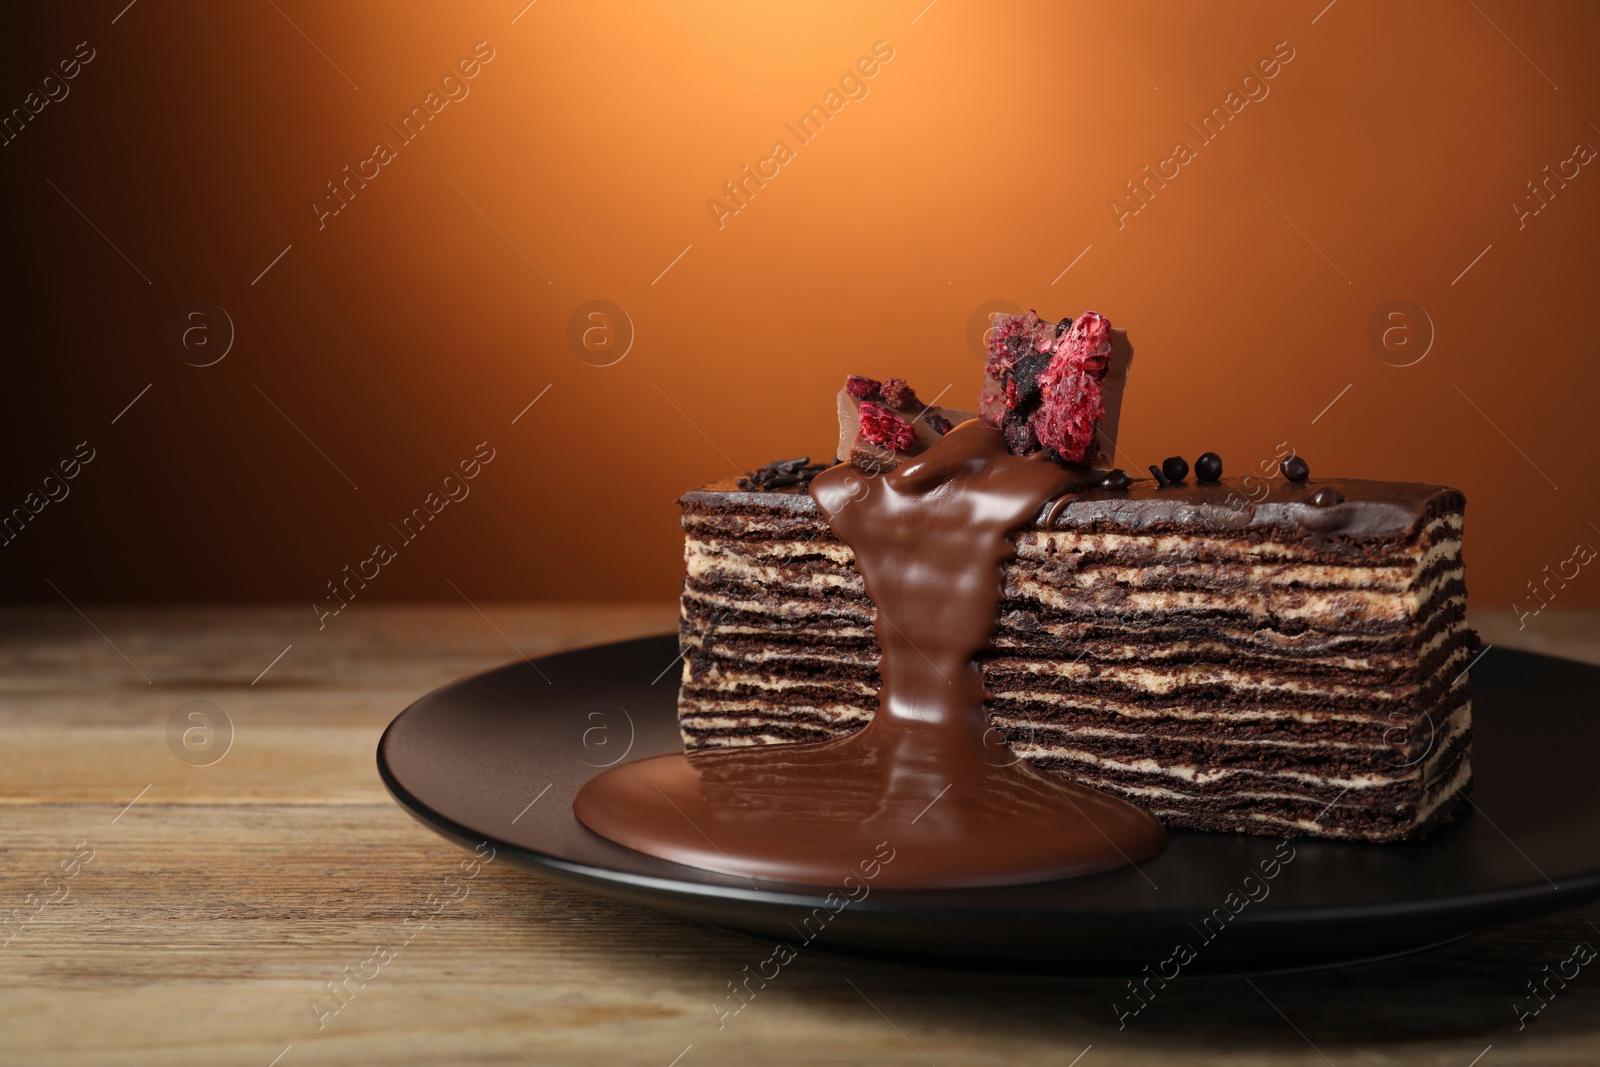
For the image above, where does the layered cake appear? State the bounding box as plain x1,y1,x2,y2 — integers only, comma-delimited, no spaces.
671,311,1475,843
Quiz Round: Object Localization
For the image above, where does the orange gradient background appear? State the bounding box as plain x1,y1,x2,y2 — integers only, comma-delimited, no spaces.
2,0,1598,615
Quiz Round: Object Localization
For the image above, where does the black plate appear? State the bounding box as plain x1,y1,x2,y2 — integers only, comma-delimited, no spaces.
377,636,1600,974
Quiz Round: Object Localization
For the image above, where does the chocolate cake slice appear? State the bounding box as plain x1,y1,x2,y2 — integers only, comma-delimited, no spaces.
675,471,1474,843
670,308,1473,844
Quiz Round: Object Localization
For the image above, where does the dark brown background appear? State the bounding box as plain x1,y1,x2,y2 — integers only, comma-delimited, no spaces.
3,0,1597,619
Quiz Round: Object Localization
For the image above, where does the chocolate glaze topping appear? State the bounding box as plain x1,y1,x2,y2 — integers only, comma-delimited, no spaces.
1042,476,1461,538
683,474,1462,542
575,421,1166,889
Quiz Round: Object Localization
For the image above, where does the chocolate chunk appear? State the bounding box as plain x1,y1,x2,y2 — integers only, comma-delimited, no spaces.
1195,452,1222,483
1100,468,1131,490
837,380,975,474
1008,351,1053,414
1281,455,1310,483
1003,414,1040,455
979,311,1134,470
1148,464,1170,487
741,456,829,492
1162,456,1189,483
1310,486,1344,507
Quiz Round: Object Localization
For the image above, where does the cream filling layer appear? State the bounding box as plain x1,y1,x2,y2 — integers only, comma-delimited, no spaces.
682,578,1468,640
1139,750,1473,834
685,620,879,642
686,631,1453,676
1015,515,1459,567
682,513,1461,559
682,610,1471,677
1022,701,1471,792
685,537,1464,602
686,630,1475,706
993,638,1474,700
1009,566,1463,623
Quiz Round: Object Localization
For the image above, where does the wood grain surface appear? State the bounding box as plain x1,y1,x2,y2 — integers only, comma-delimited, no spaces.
2,605,1598,1066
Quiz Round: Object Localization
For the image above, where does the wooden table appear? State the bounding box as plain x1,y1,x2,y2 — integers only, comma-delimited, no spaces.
3,605,1598,1066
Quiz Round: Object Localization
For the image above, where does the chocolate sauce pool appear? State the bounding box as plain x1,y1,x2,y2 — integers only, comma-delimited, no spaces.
574,422,1166,889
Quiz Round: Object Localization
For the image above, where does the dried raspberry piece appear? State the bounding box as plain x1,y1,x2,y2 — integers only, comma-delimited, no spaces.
923,412,953,436
1002,412,1039,455
845,375,882,401
858,401,915,452
1059,311,1112,376
1030,363,1105,464
880,377,920,411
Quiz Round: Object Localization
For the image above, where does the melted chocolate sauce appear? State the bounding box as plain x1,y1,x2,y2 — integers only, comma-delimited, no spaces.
1043,491,1076,527
574,422,1166,889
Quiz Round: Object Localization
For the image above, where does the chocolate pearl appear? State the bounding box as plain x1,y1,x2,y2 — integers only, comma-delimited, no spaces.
1100,468,1131,490
1310,486,1344,507
1280,455,1310,482
1162,456,1189,483
1195,452,1223,483
1147,464,1169,487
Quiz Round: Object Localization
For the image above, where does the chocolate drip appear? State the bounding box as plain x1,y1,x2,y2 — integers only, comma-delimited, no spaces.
574,422,1165,889
1043,491,1076,528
